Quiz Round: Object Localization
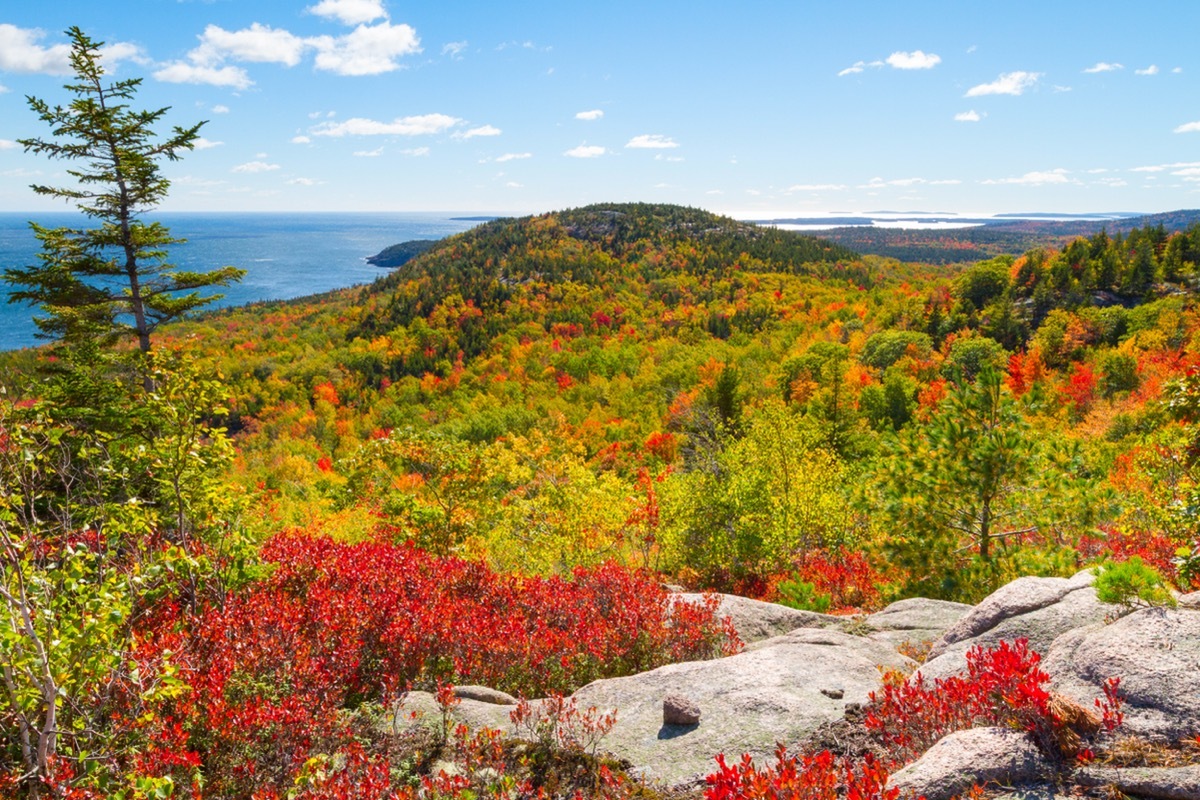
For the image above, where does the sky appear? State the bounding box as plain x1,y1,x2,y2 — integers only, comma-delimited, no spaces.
0,0,1198,218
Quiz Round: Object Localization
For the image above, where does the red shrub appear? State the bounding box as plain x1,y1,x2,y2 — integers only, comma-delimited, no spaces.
705,747,897,800
135,534,740,797
787,547,885,612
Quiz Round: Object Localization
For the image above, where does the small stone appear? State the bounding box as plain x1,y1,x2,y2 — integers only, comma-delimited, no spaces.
821,687,844,699
663,694,701,726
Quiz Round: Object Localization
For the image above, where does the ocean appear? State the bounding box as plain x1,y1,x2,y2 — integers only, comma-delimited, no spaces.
0,212,490,352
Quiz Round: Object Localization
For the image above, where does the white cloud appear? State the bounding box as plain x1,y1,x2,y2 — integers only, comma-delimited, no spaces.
232,160,281,173
174,175,226,187
99,42,146,67
401,147,430,156
506,181,523,188
192,137,224,150
0,139,18,150
954,110,982,122
654,154,684,162
1083,62,1123,73
442,41,468,59
495,152,532,162
965,71,1041,97
353,146,384,157
307,0,388,25
190,23,308,67
626,134,678,149
575,109,604,121
312,113,459,136
454,125,501,140
886,50,941,70
565,145,606,158
1135,65,1159,76
1173,67,1183,74
1085,168,1109,174
0,83,7,94
1094,177,1128,187
983,168,1073,186
0,24,140,74
929,179,962,185
1053,85,1073,93
1174,167,1200,181
212,104,231,114
786,184,847,192
292,135,312,144
859,176,929,188
310,22,421,76
154,62,253,89
1174,121,1200,134
0,24,72,74
288,177,319,186
706,189,723,195
837,59,885,77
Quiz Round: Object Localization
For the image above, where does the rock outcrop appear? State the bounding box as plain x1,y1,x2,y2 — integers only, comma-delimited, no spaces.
567,627,915,786
1044,606,1200,740
1074,764,1200,800
886,727,1050,800
865,597,972,649
388,576,1200,793
918,571,1110,682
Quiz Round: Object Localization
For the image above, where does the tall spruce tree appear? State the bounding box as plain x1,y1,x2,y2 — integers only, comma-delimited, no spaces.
4,27,242,353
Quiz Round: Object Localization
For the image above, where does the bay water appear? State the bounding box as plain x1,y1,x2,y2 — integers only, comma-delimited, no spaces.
0,212,489,351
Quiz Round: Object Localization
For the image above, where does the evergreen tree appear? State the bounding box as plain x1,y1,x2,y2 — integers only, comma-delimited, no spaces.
3,27,243,353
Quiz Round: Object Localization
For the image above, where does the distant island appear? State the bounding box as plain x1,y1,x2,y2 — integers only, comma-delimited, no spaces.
366,239,441,268
784,208,1200,264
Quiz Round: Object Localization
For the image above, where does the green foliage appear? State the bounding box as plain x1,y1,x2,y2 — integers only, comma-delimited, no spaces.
860,330,933,370
0,348,252,793
775,578,832,613
869,369,1096,600
955,257,1011,310
3,27,242,353
944,336,1007,381
661,401,852,585
1093,557,1176,610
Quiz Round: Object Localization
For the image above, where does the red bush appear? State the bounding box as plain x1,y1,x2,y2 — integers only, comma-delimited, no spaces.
705,747,898,800
135,533,740,797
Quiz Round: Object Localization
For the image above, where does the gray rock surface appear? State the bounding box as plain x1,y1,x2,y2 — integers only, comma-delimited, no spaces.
391,690,515,735
886,727,1050,800
919,571,1109,682
866,597,972,652
991,789,1072,800
568,627,916,787
1179,591,1200,610
453,685,519,705
1075,765,1200,800
677,592,839,644
1044,606,1200,740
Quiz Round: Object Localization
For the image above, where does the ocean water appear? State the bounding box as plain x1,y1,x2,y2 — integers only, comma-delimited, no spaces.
0,212,489,352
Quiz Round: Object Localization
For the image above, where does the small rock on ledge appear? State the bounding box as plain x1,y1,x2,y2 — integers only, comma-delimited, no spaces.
663,694,701,726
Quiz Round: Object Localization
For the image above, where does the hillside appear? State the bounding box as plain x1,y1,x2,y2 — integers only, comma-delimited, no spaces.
8,201,1200,799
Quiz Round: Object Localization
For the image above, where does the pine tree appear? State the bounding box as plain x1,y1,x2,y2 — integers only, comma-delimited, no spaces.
4,27,243,353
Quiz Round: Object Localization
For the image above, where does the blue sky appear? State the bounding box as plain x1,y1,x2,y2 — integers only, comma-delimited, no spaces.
0,1,1198,217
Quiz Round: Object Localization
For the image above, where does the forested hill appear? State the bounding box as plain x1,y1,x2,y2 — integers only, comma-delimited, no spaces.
352,202,861,342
